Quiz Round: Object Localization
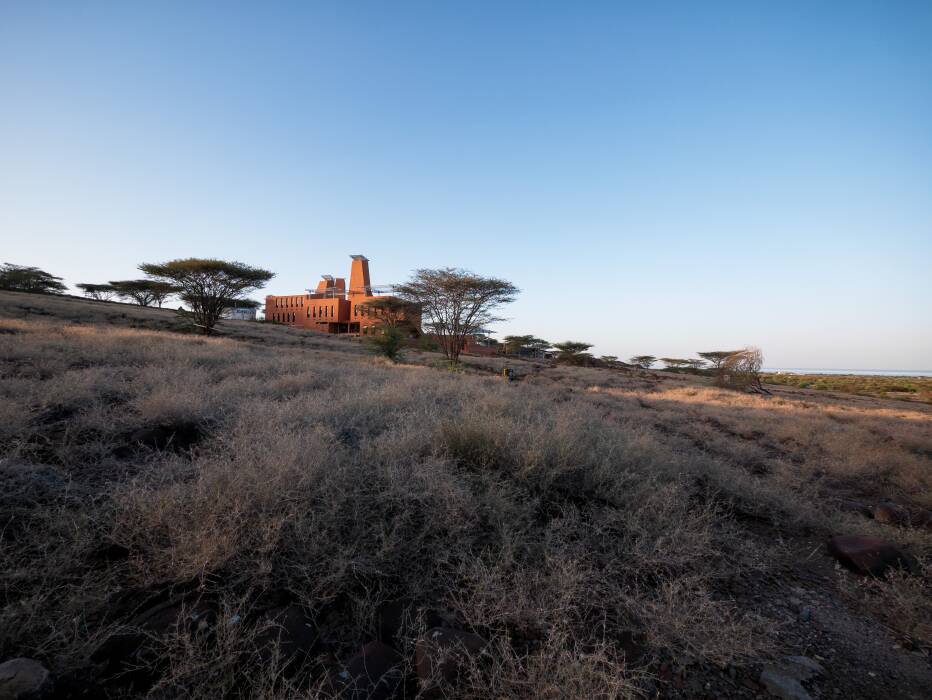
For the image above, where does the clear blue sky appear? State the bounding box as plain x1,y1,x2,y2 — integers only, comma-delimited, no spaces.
2,2,930,369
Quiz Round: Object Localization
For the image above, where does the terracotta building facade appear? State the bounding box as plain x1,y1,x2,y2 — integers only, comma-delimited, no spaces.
265,255,419,336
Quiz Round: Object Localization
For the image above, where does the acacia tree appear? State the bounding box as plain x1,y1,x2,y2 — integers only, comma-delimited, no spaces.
363,296,421,332
109,280,180,307
629,355,656,369
77,283,117,301
139,259,274,334
553,341,594,365
717,347,767,393
393,268,518,364
503,335,551,357
698,350,741,370
660,358,691,369
0,264,67,294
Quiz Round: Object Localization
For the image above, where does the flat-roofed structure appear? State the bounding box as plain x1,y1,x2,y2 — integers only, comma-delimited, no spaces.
264,255,419,335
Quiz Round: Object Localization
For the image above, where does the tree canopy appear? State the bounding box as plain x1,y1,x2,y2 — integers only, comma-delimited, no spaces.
698,351,741,369
503,334,551,356
109,280,180,308
660,358,691,369
363,296,421,331
393,268,517,363
76,283,117,301
629,355,656,369
139,259,274,334
553,341,594,365
0,264,67,294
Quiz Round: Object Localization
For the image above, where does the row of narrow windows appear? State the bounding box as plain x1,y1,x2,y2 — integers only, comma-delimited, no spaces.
353,304,382,318
270,307,338,322
273,297,391,316
274,296,307,308
273,305,334,319
273,297,386,315
268,311,383,334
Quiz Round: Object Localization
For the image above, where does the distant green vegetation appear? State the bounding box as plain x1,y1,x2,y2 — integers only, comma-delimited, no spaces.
761,373,932,403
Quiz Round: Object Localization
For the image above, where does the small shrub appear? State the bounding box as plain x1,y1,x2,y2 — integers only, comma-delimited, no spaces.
366,326,405,361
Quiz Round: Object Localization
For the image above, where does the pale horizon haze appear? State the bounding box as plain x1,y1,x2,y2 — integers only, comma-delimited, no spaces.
2,2,931,369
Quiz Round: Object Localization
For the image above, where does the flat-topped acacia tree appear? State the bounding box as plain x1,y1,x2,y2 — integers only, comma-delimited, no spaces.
629,355,657,369
394,268,518,364
76,283,117,301
0,264,67,294
139,259,274,334
553,341,594,365
108,280,180,307
660,358,692,369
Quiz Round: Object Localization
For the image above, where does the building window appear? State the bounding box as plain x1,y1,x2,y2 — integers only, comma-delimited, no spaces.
306,307,310,318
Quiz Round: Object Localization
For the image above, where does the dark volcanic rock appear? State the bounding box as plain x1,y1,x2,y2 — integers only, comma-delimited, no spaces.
117,421,203,455
782,655,824,681
326,642,404,700
827,535,916,576
254,604,318,668
86,542,130,564
0,658,51,699
414,627,487,694
90,593,216,691
376,600,443,648
759,668,811,700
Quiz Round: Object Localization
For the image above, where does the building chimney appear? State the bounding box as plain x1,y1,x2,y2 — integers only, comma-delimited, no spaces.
349,255,371,296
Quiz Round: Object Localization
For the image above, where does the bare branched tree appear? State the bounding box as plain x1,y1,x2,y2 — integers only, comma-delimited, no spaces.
717,347,768,393
393,268,518,364
698,350,742,370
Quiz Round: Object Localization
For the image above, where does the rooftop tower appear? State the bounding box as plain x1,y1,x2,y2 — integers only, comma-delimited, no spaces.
349,254,371,297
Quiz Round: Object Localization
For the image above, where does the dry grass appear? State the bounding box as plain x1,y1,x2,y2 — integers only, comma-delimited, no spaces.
1,290,930,697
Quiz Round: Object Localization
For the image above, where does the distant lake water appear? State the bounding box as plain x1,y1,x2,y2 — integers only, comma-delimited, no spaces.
763,368,932,377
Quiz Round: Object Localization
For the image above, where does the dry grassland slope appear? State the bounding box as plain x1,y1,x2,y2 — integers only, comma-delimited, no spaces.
0,291,929,699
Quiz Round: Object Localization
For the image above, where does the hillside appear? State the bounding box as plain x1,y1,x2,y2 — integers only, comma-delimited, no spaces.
1,290,929,699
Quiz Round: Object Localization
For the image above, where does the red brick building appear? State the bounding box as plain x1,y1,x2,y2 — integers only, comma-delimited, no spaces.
265,255,419,335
